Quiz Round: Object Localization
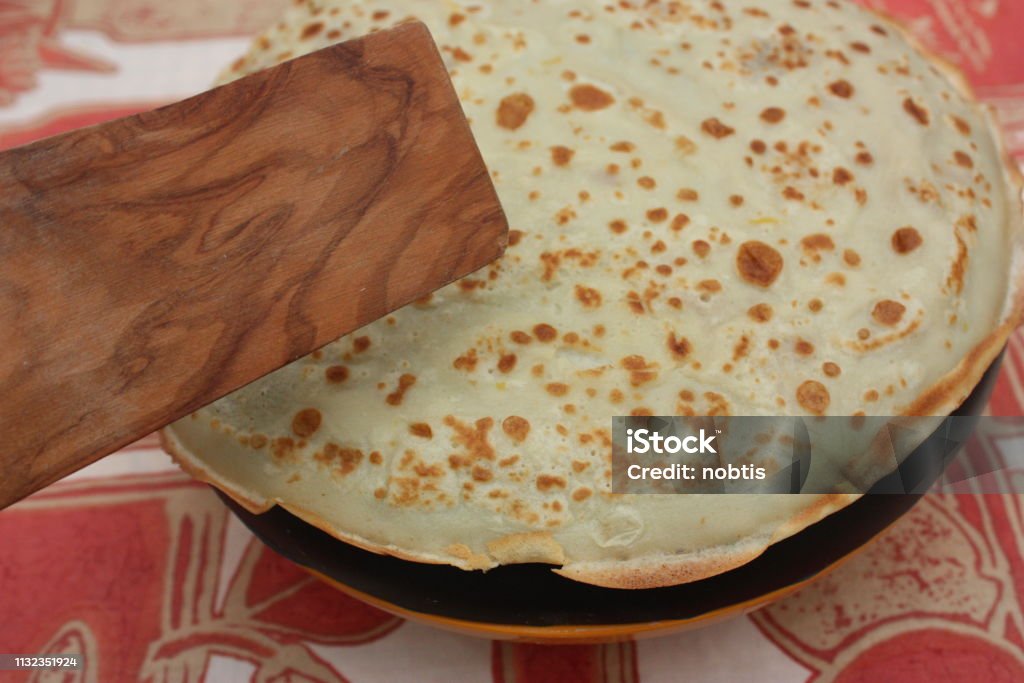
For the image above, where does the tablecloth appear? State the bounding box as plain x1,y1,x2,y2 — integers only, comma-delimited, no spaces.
2,1,1023,681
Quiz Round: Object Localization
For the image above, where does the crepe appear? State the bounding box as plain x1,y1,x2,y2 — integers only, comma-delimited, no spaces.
163,0,1024,588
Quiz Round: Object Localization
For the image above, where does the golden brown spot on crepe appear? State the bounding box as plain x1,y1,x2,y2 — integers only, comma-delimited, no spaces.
611,141,635,152
872,300,906,326
385,374,416,406
677,188,699,201
701,117,735,139
948,232,967,295
671,214,690,231
335,448,364,475
472,466,493,482
536,475,567,491
951,116,971,135
737,241,783,287
546,382,569,396
783,186,804,201
497,353,517,373
497,93,535,130
409,423,433,439
833,167,854,185
270,437,296,461
760,107,785,123
903,97,930,126
750,139,767,154
445,416,496,463
510,330,532,345
828,80,853,98
533,323,558,342
646,208,668,223
667,332,691,360
704,392,731,416
453,348,479,371
795,339,815,356
507,229,523,247
570,84,615,110
301,22,324,39
801,233,835,252
621,355,658,386
369,451,383,465
291,408,321,438
863,389,879,402
698,279,722,293
572,488,592,502
449,12,466,26
371,10,390,20
325,365,349,384
856,151,874,165
575,285,602,308
848,316,923,352
850,41,870,53
729,194,745,207
249,434,268,449
953,151,973,169
609,219,628,234
796,380,830,415
732,335,751,362
748,303,773,322
390,477,420,505
554,207,577,225
693,240,711,258
808,298,823,312
843,249,861,266
551,145,575,166
353,336,371,353
637,176,656,190
502,415,530,442
857,328,871,340
414,463,443,479
892,227,923,254
571,460,590,473
823,362,841,377
317,444,364,476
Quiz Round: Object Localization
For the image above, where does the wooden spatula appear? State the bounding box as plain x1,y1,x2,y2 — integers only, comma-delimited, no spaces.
0,21,507,509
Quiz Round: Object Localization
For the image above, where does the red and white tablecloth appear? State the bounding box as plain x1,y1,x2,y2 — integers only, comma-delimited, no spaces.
2,1,1024,681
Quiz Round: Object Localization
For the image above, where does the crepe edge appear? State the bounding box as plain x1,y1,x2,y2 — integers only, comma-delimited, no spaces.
552,493,859,589
869,6,1024,418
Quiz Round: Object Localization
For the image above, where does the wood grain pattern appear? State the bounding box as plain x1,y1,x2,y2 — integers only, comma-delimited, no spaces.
0,21,507,508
